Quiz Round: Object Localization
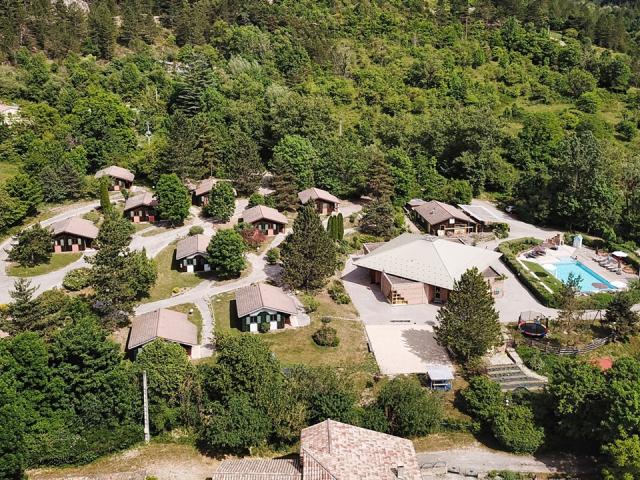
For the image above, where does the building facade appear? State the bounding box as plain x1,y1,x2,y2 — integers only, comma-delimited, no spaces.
235,283,298,332
124,193,157,223
241,205,288,236
50,217,99,253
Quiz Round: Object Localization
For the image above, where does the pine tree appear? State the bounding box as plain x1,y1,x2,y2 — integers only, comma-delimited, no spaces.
282,204,337,290
336,213,344,240
434,267,501,363
365,146,394,200
359,198,396,239
327,215,336,240
8,278,37,333
99,177,112,214
272,171,299,212
160,112,206,181
88,1,116,60
203,181,235,222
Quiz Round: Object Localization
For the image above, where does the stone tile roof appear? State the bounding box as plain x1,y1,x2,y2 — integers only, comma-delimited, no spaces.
412,200,475,226
127,308,197,350
95,165,135,182
235,283,297,318
50,217,99,240
407,198,427,208
124,192,157,211
300,419,421,480
211,459,302,480
241,205,288,225
353,233,501,290
175,234,210,260
298,187,340,206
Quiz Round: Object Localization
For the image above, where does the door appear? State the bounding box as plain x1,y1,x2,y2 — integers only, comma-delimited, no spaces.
187,265,194,273
249,323,258,333
434,286,442,303
270,320,278,330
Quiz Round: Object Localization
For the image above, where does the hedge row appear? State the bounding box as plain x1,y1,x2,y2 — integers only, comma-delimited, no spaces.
497,238,560,308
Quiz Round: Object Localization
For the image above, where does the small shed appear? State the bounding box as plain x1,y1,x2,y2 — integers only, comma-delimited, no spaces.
425,365,454,391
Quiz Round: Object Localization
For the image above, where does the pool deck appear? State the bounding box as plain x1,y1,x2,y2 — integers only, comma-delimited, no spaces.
520,244,635,291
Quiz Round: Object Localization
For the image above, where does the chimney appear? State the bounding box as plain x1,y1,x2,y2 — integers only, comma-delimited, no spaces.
397,464,405,479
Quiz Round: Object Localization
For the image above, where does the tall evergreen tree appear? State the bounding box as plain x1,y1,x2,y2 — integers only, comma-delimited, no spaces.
160,113,206,181
7,279,37,333
434,267,501,363
282,204,337,290
359,198,396,239
272,171,299,212
88,1,116,60
99,177,112,214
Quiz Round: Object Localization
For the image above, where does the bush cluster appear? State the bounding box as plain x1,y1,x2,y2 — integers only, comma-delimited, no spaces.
312,325,339,347
328,280,350,305
62,268,92,291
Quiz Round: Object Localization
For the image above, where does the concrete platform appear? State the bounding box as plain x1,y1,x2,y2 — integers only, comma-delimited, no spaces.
365,324,452,375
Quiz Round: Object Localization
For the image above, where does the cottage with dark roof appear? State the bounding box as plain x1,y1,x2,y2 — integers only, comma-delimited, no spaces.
235,283,298,332
95,165,135,191
50,217,99,253
127,308,198,357
175,234,211,272
124,192,158,223
410,200,477,237
298,187,340,215
240,205,288,236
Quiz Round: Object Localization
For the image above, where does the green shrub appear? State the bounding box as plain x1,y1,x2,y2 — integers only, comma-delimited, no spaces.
576,91,600,113
301,294,320,313
189,225,204,236
265,247,280,265
312,325,339,347
328,280,350,304
259,322,270,333
493,222,509,239
616,119,637,141
491,404,545,454
62,268,92,291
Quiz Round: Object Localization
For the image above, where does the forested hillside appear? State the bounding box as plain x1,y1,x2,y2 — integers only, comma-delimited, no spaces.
0,0,639,243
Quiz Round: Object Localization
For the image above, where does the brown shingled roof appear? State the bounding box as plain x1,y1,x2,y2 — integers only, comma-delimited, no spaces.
124,192,157,211
127,308,197,350
412,200,476,226
95,165,135,182
300,420,421,480
50,217,99,240
175,234,210,260
241,205,288,225
211,459,302,480
235,283,297,318
298,187,340,206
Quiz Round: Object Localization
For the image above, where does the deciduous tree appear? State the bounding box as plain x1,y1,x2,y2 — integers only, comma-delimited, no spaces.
155,174,191,226
8,224,53,267
207,229,246,279
203,182,235,222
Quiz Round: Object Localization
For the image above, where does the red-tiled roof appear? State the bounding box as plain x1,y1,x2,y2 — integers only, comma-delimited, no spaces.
242,205,288,225
211,459,302,480
300,420,421,479
50,217,99,239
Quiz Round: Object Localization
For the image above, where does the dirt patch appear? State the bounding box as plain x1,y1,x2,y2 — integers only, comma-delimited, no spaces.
28,443,221,480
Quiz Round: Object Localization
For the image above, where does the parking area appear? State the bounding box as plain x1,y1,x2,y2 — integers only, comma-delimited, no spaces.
365,324,452,375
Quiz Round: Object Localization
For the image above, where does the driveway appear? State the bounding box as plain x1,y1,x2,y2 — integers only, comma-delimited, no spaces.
365,324,451,375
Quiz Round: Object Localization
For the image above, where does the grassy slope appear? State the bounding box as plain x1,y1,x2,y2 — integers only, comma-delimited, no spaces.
6,252,82,277
144,244,204,303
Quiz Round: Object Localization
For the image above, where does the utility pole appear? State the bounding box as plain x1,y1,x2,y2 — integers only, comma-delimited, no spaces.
143,370,150,443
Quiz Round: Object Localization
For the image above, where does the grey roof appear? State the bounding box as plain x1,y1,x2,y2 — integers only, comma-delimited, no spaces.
235,283,297,318
407,198,427,208
241,205,288,225
124,192,157,211
426,365,455,381
175,234,210,260
50,217,99,239
127,308,197,350
298,187,340,205
458,204,503,224
211,459,302,480
353,233,501,290
413,200,476,226
95,165,135,182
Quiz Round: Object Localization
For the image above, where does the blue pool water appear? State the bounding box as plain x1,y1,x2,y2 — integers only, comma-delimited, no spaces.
551,259,617,293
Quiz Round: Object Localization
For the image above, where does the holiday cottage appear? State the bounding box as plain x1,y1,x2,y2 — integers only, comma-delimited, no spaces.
127,308,198,357
298,187,340,215
175,234,211,272
240,205,288,236
50,217,99,253
410,200,477,237
124,192,158,223
94,165,135,191
235,283,298,332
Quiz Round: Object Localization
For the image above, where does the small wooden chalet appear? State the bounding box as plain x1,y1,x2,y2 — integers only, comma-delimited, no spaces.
50,217,99,253
175,234,211,272
240,205,288,236
124,192,158,223
94,165,135,191
410,200,477,237
127,308,198,357
298,187,340,215
189,178,236,206
235,283,297,332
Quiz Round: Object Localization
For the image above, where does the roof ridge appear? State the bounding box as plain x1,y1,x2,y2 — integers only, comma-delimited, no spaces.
256,283,265,311
431,238,455,280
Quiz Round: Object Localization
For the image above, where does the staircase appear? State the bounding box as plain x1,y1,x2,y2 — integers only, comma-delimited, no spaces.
389,290,408,305
486,364,547,391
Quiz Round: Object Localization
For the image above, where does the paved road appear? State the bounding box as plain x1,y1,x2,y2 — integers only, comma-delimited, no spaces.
417,446,596,476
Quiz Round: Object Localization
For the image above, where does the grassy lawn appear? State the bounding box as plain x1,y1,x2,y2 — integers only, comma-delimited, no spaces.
141,225,171,237
6,252,83,277
143,244,205,303
212,290,377,386
169,303,203,342
522,260,564,292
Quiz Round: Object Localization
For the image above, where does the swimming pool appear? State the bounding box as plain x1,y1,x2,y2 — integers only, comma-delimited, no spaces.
547,258,617,293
